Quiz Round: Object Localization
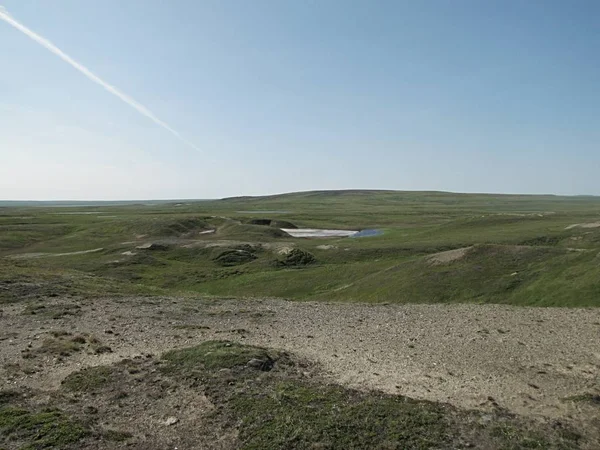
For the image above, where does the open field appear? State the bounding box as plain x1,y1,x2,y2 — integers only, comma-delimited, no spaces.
2,190,600,306
1,190,600,448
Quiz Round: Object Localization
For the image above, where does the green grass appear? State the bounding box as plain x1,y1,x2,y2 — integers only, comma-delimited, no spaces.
162,340,272,371
231,382,451,450
61,366,117,392
0,406,87,449
565,393,600,405
157,341,582,449
2,190,600,306
23,303,82,319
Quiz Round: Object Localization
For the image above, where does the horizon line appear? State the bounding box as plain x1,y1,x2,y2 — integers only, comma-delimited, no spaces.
2,189,600,204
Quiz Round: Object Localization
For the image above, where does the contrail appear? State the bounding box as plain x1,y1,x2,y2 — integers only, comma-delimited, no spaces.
0,6,201,153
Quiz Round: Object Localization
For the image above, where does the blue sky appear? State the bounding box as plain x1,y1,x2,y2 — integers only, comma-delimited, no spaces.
1,0,599,199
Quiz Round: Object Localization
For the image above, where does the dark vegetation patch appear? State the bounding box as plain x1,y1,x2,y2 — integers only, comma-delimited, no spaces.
0,259,161,303
213,246,258,267
162,340,272,372
172,324,211,330
232,381,452,449
105,252,167,268
22,333,110,359
276,248,316,267
138,242,170,251
23,303,82,319
102,428,134,442
0,223,76,251
566,393,600,406
0,405,88,449
29,337,82,357
61,366,118,392
246,218,297,229
0,273,76,304
158,268,248,287
217,223,290,240
520,235,564,246
0,390,21,406
154,217,209,236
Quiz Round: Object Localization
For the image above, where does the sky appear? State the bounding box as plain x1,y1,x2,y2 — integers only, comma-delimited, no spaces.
1,0,599,200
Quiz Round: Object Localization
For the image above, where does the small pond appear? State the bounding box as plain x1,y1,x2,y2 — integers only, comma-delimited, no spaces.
281,228,383,238
351,229,383,238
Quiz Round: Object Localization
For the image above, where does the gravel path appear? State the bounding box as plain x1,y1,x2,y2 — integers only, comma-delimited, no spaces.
1,297,599,422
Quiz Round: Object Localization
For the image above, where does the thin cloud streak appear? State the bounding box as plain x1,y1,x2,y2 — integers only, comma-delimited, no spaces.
0,6,201,153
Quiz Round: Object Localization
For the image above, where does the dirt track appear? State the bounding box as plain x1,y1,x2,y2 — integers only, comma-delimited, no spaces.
1,296,599,422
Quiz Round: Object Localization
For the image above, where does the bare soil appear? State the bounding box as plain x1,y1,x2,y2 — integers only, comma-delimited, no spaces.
426,247,472,265
2,296,600,446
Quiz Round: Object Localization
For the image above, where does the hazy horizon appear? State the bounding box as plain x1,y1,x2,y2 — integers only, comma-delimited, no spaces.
3,188,600,204
2,1,599,200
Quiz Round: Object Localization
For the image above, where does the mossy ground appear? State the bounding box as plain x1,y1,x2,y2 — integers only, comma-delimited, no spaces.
158,341,583,450
0,405,87,449
0,340,589,449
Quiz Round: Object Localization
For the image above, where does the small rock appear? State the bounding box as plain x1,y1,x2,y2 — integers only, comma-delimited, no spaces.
528,383,540,390
247,357,274,371
164,417,179,426
247,358,264,368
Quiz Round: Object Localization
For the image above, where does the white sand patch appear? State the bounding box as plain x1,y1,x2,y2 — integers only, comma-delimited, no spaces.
333,283,354,291
282,228,358,238
316,245,337,250
52,211,106,215
276,246,294,255
426,247,472,265
121,251,137,256
565,222,600,230
199,229,215,234
7,248,104,259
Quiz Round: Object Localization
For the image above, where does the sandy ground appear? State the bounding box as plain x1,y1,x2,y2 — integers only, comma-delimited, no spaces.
1,296,599,423
566,222,600,230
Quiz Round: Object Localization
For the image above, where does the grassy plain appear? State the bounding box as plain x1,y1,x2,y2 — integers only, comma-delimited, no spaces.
2,190,600,307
